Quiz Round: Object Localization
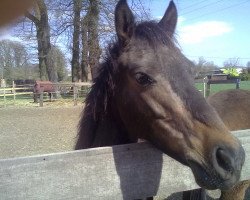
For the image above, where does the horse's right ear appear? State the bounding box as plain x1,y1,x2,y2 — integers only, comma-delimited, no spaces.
115,0,135,46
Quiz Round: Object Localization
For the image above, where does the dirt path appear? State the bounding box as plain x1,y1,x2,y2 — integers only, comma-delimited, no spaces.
0,106,83,159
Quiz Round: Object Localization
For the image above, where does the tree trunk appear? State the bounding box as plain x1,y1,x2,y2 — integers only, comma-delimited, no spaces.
87,0,101,79
71,0,82,82
81,15,89,82
25,0,58,82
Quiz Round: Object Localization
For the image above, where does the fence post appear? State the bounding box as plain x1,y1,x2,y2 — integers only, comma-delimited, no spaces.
39,87,44,107
206,81,210,97
236,79,240,89
73,85,78,106
203,77,207,98
3,86,6,107
12,81,16,103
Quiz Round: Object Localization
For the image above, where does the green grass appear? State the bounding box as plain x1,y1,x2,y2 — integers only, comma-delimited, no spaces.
0,93,86,108
195,80,250,96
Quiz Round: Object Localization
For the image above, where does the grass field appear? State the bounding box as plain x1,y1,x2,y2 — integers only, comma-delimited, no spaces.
195,80,250,95
0,93,85,107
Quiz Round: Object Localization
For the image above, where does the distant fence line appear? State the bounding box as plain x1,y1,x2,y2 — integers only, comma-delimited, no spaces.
1,79,248,106
0,82,92,107
37,82,92,107
0,129,249,200
195,77,241,98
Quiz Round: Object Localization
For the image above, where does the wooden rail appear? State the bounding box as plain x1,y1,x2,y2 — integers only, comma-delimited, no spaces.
52,82,92,87
202,77,240,97
0,82,92,106
0,129,249,200
0,92,33,97
0,87,31,91
0,86,32,99
36,82,92,107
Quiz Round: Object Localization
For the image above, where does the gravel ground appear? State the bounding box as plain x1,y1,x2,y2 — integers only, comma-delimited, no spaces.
0,105,83,159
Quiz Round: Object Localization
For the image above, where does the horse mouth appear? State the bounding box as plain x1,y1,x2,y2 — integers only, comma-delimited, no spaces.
187,160,239,190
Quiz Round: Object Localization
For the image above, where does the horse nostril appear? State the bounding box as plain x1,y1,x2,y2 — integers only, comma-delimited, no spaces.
216,148,234,173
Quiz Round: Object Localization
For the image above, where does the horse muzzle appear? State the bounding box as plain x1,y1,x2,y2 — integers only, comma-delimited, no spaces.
188,141,245,190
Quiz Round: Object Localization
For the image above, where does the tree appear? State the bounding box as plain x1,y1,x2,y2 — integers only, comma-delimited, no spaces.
79,0,149,81
10,0,150,83
0,40,15,81
246,61,250,73
25,0,58,82
51,45,67,81
83,0,101,80
192,57,218,78
81,14,89,81
0,39,39,83
223,58,240,68
71,0,82,82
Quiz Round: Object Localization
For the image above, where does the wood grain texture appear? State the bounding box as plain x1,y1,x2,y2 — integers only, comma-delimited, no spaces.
0,129,249,200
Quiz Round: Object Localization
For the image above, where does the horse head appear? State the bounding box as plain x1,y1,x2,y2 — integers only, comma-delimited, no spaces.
112,0,245,190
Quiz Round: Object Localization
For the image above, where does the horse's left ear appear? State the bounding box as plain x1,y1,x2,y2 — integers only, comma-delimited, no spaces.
158,0,177,37
115,0,135,46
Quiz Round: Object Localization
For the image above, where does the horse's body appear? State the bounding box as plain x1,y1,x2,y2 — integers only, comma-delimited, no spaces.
208,89,250,131
33,80,55,102
76,0,245,199
208,89,250,200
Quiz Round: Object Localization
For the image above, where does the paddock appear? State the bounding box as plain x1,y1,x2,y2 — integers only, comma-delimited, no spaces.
0,82,91,107
0,107,249,199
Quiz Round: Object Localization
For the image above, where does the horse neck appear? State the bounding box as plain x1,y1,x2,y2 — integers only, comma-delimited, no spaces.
92,104,132,147
76,88,132,150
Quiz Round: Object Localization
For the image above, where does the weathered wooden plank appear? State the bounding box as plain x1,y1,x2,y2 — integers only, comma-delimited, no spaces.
0,130,250,200
0,87,31,91
52,82,92,87
0,92,33,97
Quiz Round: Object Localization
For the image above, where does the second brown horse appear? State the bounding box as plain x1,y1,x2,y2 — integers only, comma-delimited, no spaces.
208,89,250,200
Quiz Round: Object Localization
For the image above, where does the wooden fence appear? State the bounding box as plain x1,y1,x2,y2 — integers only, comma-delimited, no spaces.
0,129,249,200
0,82,92,107
197,76,241,97
49,82,91,106
0,87,33,96
205,78,240,97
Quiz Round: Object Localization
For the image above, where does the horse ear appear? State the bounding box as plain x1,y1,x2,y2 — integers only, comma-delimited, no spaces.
158,0,177,37
115,0,135,46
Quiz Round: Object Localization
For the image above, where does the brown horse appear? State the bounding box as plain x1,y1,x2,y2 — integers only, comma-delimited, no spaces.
208,89,250,200
76,0,245,199
208,89,250,131
33,80,55,103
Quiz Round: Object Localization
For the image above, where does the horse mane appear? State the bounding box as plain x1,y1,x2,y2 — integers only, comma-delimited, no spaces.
134,21,176,48
75,42,120,149
76,21,176,149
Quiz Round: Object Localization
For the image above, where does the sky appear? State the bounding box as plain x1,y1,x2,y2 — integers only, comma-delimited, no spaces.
140,0,250,67
1,0,250,68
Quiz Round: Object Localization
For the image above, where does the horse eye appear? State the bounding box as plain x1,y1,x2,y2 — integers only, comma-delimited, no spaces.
135,72,155,86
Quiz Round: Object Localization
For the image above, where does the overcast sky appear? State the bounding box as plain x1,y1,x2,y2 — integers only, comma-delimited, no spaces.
141,0,250,67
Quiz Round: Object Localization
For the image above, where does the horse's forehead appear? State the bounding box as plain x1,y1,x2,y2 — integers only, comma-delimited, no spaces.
119,43,175,70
